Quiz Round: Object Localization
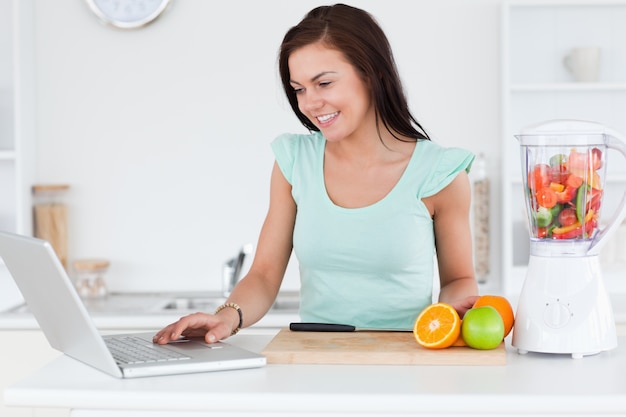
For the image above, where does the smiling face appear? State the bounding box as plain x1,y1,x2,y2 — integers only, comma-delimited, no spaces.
288,42,375,143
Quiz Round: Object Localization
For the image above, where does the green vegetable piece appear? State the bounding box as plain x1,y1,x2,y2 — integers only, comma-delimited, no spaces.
576,183,588,224
549,154,567,167
550,203,563,219
533,206,553,228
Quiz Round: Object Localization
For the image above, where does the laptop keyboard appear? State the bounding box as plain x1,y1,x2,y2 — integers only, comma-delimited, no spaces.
105,336,191,365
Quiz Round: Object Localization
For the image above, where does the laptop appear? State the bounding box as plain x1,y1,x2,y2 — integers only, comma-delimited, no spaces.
0,231,266,378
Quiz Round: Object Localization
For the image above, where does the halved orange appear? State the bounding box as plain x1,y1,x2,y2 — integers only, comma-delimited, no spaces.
413,303,461,349
473,295,515,337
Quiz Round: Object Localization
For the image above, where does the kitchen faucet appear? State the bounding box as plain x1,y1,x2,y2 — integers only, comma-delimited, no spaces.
222,244,253,298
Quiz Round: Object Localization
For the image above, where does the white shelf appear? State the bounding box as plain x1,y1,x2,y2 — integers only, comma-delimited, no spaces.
511,83,626,92
0,150,16,160
508,0,626,6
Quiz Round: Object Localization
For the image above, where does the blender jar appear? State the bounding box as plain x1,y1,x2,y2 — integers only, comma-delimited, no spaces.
523,141,605,240
516,120,615,256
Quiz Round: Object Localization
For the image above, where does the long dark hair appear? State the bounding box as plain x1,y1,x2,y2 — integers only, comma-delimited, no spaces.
278,4,430,141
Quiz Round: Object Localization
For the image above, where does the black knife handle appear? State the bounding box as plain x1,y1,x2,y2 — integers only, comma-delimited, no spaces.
289,322,356,332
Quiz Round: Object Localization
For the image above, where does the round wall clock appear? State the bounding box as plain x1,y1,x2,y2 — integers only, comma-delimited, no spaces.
85,0,173,29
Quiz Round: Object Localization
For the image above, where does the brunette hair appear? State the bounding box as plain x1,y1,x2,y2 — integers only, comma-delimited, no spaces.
278,4,430,141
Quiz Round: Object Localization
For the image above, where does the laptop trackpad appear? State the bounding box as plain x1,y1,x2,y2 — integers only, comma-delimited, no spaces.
168,338,224,350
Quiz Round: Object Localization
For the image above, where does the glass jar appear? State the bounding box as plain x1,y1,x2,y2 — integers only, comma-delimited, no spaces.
73,259,110,298
472,153,490,283
32,184,70,269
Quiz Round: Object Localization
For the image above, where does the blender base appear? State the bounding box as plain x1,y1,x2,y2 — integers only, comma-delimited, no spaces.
512,254,617,358
516,348,599,359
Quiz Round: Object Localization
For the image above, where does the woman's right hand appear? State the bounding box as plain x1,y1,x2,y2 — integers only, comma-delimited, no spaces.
152,312,235,345
151,161,295,347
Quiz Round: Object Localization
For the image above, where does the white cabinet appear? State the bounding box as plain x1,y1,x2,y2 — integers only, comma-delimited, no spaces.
501,0,626,295
0,331,68,417
0,0,35,310
0,0,35,235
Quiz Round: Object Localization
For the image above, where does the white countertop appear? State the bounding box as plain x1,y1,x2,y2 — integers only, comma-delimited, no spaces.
1,292,624,330
4,334,626,416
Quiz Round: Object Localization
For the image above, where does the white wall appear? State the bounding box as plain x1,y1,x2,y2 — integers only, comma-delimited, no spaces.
0,0,13,143
31,0,501,292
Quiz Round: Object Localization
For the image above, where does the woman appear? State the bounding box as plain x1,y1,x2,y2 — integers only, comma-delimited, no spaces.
154,4,478,345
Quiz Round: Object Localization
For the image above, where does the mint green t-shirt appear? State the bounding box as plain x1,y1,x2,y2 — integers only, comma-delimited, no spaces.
271,132,474,329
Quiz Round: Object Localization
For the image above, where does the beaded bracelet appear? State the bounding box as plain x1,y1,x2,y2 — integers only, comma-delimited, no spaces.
215,302,243,336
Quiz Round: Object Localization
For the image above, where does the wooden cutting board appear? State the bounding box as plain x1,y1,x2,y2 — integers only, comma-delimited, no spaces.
262,329,506,366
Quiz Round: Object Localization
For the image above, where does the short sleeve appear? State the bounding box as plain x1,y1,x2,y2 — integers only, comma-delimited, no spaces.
422,147,475,197
271,133,298,185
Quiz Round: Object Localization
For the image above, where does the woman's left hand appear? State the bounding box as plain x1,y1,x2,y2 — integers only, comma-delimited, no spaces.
449,295,479,318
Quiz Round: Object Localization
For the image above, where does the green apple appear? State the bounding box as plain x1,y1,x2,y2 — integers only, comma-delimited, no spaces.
462,306,505,350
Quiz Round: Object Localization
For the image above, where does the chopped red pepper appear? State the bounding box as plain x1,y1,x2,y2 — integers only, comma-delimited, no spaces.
551,219,597,239
529,164,551,191
565,174,583,189
535,187,558,209
552,212,597,239
555,186,577,204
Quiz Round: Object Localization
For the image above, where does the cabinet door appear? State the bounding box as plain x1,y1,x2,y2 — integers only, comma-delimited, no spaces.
0,330,69,417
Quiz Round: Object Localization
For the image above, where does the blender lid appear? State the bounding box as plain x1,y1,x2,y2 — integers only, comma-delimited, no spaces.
516,119,612,146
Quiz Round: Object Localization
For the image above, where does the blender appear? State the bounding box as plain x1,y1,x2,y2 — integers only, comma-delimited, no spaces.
512,119,626,358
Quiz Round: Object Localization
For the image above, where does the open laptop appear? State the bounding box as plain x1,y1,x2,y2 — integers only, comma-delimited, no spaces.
0,231,266,378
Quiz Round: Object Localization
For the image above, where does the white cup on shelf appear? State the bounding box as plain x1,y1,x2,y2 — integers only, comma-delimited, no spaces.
563,46,602,82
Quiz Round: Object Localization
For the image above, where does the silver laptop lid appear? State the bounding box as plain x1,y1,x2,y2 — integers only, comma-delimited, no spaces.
0,231,122,377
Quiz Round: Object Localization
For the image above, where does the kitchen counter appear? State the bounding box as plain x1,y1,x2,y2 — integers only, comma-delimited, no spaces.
4,334,626,416
1,292,625,330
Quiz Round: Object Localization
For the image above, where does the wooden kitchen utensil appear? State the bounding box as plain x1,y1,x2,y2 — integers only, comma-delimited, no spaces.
262,329,506,366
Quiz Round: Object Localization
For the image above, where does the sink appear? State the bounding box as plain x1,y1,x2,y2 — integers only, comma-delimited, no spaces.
159,291,300,314
272,293,300,311
160,297,227,312
3,291,300,316
6,292,173,315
